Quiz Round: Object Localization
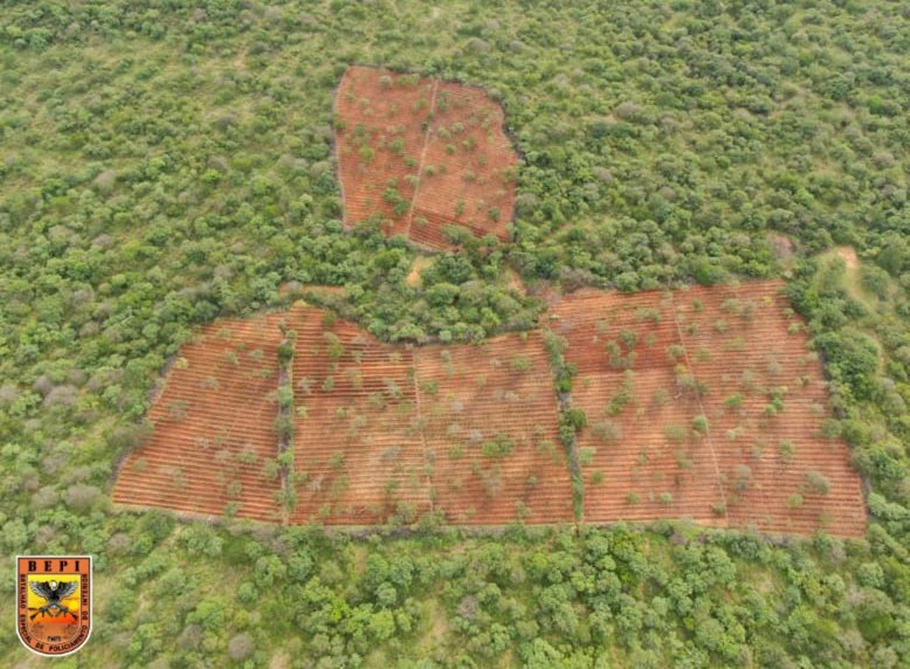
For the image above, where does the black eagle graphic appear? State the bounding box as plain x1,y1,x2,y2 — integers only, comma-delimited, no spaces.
28,579,78,621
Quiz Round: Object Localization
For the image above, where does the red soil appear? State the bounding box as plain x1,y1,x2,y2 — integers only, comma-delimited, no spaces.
334,66,517,250
115,304,571,526
415,333,572,524
113,314,288,522
549,280,867,537
114,282,865,537
284,307,430,525
284,309,571,525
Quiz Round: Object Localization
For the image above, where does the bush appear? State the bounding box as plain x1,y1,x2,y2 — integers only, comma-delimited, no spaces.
803,471,831,495
592,420,622,443
813,331,880,399
64,484,101,512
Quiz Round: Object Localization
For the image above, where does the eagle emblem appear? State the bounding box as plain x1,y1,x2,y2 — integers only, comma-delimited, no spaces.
17,556,92,656
29,579,79,622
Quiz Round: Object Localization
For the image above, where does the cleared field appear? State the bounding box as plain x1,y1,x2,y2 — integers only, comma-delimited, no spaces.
549,280,867,537
113,314,287,522
416,333,572,524
115,304,571,526
334,66,517,250
286,308,570,525
285,307,431,525
115,283,865,537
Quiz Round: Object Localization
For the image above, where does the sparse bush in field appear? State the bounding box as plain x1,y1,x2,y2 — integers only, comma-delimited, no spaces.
665,424,687,443
590,470,605,485
676,450,693,470
619,329,638,348
721,298,741,314
741,369,757,391
480,466,503,497
724,392,744,410
667,344,686,362
724,336,746,351
515,501,531,521
578,447,596,466
733,465,752,492
635,307,661,323
627,492,640,505
482,434,514,458
510,356,531,373
676,367,709,397
779,440,795,462
803,471,831,495
692,415,709,436
764,397,785,416
328,451,345,470
659,492,673,505
592,420,622,443
168,400,189,421
261,459,280,481
787,493,804,509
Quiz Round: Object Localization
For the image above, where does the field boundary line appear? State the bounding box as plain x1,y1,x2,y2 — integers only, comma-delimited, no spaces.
409,348,435,513
669,294,728,523
404,80,439,235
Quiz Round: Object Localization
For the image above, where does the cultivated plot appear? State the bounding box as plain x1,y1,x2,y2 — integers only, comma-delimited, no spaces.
549,280,867,537
334,66,517,250
116,284,866,537
113,314,287,522
286,307,430,526
416,333,572,524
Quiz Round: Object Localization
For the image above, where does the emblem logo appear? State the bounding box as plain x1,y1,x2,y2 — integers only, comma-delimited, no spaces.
16,556,92,656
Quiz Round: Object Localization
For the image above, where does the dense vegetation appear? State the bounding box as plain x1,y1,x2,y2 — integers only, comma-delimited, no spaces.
0,0,908,666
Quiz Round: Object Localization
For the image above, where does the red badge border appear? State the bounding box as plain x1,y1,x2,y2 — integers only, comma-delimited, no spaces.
15,554,93,658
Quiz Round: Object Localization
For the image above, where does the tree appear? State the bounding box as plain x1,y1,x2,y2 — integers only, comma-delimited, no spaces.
227,633,255,661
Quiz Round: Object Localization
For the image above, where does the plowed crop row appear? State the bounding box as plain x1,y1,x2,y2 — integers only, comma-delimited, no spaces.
113,314,288,522
284,306,430,525
549,280,867,537
115,282,865,536
283,306,571,525
335,66,517,250
115,303,572,526
414,333,572,524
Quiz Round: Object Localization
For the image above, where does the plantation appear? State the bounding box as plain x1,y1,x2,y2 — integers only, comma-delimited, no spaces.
113,313,288,522
335,66,517,249
115,304,573,526
115,283,862,538
550,281,866,537
2,0,910,666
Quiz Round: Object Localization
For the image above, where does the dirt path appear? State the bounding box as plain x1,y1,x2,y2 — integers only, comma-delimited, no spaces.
834,246,859,270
